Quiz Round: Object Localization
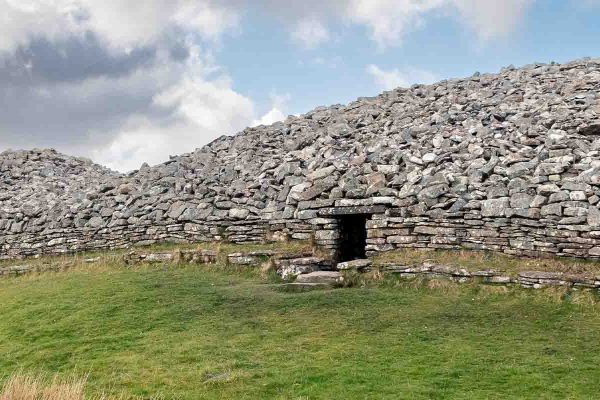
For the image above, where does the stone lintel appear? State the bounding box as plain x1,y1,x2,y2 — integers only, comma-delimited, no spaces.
318,205,387,217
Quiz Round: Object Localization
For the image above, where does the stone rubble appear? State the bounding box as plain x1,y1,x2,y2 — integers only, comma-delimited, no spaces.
123,249,217,265
380,261,600,289
0,264,33,276
0,262,70,276
225,250,332,281
227,250,277,266
275,256,332,280
2,58,600,261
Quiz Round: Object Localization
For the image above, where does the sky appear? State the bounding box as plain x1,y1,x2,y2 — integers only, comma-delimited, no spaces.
1,0,600,172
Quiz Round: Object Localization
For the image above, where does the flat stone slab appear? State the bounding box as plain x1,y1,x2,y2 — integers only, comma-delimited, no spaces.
276,256,325,266
485,276,513,284
318,205,386,216
472,270,502,277
381,264,432,274
143,253,174,263
337,259,373,271
296,271,343,285
519,271,564,280
244,250,278,256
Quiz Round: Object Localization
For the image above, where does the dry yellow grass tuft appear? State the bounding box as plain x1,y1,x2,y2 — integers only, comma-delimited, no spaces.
0,374,87,400
259,258,276,278
477,284,510,296
0,373,164,400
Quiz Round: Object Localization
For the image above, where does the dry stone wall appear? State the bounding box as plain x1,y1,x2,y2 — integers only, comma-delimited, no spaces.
2,58,600,260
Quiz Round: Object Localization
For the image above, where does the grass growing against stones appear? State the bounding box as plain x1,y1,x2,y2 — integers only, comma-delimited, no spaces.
374,248,600,276
1,248,600,398
0,240,315,272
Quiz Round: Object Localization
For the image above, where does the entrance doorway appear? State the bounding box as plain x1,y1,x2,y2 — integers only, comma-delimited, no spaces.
338,214,369,262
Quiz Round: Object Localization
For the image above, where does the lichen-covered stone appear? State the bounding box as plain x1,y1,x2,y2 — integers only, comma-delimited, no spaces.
481,198,509,217
295,271,342,285
336,259,372,271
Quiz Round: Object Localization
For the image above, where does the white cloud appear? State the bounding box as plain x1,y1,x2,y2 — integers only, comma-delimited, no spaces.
90,121,177,173
91,113,250,173
267,0,536,50
0,1,252,172
89,46,257,172
367,64,438,90
344,0,446,49
0,0,240,53
0,0,79,53
1,39,263,173
291,18,330,49
172,1,241,41
344,0,536,49
252,93,290,127
252,108,286,128
451,0,535,42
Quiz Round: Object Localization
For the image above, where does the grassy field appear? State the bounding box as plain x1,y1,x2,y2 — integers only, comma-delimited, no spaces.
1,248,600,399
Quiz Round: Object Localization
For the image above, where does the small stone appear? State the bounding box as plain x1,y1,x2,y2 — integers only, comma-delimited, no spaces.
589,247,600,257
422,153,436,163
538,184,560,195
570,191,587,201
337,259,373,270
481,198,509,217
510,193,533,209
296,271,342,285
531,195,547,208
541,203,562,217
229,208,250,219
588,207,600,227
418,184,449,200
88,216,104,228
307,166,336,181
549,191,569,203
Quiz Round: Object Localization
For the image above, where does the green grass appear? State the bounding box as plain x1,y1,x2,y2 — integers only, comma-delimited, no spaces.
1,252,600,398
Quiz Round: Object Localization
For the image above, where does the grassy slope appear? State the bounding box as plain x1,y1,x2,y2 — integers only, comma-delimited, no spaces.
0,262,600,399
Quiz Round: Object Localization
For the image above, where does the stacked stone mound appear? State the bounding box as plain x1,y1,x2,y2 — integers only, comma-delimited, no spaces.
2,58,600,259
0,149,119,232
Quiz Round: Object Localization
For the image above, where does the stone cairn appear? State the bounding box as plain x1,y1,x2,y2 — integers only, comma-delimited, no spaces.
1,57,600,266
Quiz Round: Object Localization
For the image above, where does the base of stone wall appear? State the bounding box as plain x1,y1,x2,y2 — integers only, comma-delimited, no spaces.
372,262,600,290
3,253,599,295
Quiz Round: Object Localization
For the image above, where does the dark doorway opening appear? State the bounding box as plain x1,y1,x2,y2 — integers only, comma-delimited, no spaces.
338,214,369,262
